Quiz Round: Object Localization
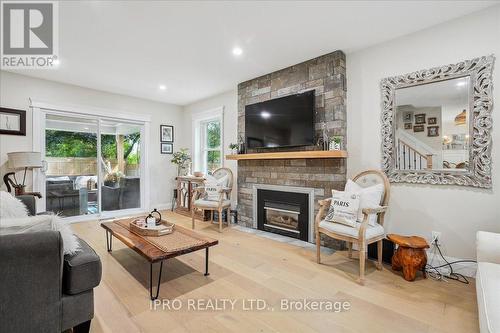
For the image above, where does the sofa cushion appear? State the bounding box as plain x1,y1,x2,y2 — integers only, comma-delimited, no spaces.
194,199,231,208
63,237,101,295
319,219,385,240
476,262,500,333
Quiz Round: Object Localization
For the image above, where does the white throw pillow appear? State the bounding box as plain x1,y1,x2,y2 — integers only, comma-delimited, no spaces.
324,191,361,227
204,174,228,201
0,191,29,218
0,214,81,255
345,179,384,226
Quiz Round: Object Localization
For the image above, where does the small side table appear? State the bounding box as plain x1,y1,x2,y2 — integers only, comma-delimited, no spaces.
387,234,430,282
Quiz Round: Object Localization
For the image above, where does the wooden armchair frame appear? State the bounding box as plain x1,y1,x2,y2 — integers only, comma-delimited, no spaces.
191,167,233,233
315,170,391,285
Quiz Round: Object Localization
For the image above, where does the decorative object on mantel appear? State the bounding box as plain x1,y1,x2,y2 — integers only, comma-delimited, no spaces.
387,234,429,282
0,107,26,136
229,143,239,154
171,148,191,176
4,152,43,196
329,136,343,151
160,125,174,142
238,135,246,154
381,55,495,188
322,123,329,150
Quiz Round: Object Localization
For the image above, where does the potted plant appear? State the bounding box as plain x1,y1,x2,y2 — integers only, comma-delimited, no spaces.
329,136,342,151
104,171,123,187
171,148,191,176
229,143,239,154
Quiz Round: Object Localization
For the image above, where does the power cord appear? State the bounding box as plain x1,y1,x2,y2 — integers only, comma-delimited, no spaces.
425,239,476,284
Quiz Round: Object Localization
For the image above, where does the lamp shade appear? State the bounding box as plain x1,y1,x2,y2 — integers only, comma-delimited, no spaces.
7,152,42,169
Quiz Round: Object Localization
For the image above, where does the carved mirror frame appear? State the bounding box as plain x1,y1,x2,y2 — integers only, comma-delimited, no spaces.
381,55,495,188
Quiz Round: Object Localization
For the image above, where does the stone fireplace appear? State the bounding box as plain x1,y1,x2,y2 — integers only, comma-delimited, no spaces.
236,50,347,248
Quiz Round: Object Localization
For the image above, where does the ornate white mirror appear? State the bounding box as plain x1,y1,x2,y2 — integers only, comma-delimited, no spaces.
381,55,495,188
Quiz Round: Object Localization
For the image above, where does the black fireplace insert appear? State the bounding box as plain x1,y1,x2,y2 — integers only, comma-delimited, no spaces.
257,189,309,241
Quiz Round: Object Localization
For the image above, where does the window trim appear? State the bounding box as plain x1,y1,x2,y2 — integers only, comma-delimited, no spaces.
192,106,224,175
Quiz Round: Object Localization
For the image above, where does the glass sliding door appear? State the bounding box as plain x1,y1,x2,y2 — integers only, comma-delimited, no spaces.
41,112,145,219
100,120,142,212
44,114,99,217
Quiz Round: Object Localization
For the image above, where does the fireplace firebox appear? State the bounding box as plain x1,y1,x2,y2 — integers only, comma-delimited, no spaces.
257,189,309,241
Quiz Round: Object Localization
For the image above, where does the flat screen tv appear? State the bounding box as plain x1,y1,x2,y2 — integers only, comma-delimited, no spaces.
245,91,315,149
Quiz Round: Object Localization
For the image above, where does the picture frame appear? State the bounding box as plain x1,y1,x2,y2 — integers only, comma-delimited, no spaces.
427,126,439,137
414,114,426,124
413,125,424,132
428,117,437,125
160,125,174,142
160,143,173,154
404,123,412,130
0,107,26,136
402,111,413,123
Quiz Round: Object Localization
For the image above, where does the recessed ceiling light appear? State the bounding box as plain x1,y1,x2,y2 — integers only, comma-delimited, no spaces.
159,85,167,90
232,47,243,56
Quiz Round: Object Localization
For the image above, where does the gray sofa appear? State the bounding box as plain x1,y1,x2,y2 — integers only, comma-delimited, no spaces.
0,195,102,333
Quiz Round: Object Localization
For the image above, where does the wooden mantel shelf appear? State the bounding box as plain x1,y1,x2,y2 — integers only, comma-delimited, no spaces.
225,150,347,160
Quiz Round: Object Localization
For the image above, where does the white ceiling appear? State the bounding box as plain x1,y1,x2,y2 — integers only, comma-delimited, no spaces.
6,1,498,105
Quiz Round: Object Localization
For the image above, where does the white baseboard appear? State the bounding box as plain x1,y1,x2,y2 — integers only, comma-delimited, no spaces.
426,250,477,278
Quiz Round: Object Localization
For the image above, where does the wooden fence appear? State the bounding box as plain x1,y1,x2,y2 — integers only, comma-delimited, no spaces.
46,157,139,176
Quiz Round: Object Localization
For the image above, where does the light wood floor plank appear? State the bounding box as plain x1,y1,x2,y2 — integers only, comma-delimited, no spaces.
72,211,478,333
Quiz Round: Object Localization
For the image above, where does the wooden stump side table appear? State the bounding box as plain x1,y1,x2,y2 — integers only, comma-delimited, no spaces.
387,234,430,282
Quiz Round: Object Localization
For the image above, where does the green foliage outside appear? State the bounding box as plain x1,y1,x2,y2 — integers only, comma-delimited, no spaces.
206,121,221,173
46,130,140,164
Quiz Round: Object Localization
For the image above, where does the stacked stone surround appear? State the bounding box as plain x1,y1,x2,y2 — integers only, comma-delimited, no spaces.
236,51,347,249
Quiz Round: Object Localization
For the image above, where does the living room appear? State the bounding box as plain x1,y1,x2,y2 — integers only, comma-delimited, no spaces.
1,1,499,333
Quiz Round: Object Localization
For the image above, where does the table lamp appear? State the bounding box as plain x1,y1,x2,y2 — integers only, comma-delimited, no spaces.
4,151,42,196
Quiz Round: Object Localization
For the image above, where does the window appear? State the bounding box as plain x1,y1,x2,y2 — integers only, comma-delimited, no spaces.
201,119,222,174
193,108,223,175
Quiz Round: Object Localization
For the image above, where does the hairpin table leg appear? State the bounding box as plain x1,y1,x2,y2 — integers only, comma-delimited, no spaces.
150,261,164,300
204,247,210,276
106,230,113,252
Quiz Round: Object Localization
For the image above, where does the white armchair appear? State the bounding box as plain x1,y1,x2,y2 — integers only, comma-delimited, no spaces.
315,170,390,285
191,168,233,233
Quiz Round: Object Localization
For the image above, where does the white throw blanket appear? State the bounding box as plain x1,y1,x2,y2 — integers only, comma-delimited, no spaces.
0,191,80,255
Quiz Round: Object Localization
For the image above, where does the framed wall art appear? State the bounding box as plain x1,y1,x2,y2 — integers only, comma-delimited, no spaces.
160,125,174,142
0,107,26,136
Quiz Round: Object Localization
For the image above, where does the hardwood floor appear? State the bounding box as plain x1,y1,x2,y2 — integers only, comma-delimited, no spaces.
73,211,479,333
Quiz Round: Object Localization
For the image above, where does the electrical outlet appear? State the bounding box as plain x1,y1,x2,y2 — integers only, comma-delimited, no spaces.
431,231,442,245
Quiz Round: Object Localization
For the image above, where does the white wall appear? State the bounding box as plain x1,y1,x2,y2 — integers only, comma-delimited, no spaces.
0,71,183,210
347,6,500,259
182,90,238,206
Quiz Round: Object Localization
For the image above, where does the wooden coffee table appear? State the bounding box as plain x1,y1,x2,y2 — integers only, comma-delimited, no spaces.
101,218,218,300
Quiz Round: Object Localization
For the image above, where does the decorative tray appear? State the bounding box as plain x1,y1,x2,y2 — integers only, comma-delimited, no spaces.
129,218,175,237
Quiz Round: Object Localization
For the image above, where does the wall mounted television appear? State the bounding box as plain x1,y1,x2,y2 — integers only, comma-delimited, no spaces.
245,90,315,149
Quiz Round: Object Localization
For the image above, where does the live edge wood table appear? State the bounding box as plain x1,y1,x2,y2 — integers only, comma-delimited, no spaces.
387,234,430,282
101,218,218,300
